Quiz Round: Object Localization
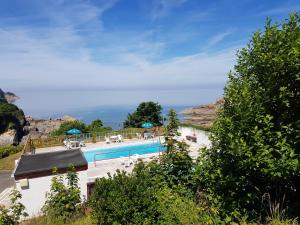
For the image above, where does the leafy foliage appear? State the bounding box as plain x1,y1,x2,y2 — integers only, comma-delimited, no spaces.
0,190,28,225
196,13,300,219
89,159,208,225
52,119,112,136
0,145,23,159
42,166,83,221
0,100,25,134
51,121,87,136
123,102,163,128
86,119,112,133
166,109,180,137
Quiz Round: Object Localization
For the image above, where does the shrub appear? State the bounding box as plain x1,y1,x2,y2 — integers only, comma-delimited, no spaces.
196,13,300,220
0,189,28,225
0,145,23,159
42,166,83,221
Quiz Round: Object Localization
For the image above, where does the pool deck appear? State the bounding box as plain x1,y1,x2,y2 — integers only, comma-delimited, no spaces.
0,136,206,207
34,136,204,182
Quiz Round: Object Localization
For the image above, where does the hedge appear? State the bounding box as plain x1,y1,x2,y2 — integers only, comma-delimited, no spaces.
0,145,23,159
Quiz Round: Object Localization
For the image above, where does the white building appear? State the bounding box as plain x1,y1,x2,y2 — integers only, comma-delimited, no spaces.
14,149,88,217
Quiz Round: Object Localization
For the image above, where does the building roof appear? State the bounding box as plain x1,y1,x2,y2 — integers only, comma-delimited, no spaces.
14,149,88,180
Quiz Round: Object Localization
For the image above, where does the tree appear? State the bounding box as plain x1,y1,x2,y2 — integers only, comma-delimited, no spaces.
51,120,86,136
87,119,103,131
166,109,180,137
42,166,82,221
123,102,163,128
197,13,300,219
87,119,112,133
0,190,28,225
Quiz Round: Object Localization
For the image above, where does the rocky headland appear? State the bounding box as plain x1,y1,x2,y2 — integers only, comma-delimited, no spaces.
181,98,224,129
0,88,19,103
0,88,76,146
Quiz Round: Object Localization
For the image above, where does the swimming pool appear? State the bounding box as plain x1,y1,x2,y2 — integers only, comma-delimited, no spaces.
83,142,166,163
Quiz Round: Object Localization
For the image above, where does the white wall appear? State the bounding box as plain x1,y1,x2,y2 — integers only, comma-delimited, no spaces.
15,170,87,217
178,126,211,147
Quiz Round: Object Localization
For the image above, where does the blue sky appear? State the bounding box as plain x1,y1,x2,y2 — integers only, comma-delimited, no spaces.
0,0,299,112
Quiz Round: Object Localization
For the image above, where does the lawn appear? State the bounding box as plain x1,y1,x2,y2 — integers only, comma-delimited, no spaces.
0,151,22,171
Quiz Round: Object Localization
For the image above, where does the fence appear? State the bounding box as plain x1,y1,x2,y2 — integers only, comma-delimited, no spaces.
30,127,166,149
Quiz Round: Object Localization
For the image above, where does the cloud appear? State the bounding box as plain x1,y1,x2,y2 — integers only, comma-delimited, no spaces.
0,0,238,100
259,3,300,16
206,30,234,49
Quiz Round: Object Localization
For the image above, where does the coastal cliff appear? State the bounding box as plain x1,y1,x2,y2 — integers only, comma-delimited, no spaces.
0,88,19,103
0,88,77,145
181,98,224,129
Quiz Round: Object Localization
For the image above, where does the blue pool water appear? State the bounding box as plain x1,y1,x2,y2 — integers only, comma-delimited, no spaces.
83,142,166,162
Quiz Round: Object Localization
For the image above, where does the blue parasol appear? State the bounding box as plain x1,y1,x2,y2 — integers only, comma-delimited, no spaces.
66,128,81,135
141,122,153,129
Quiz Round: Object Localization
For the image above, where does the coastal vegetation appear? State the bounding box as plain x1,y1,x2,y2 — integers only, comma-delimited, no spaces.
0,98,25,135
123,101,163,128
51,119,112,136
0,145,23,159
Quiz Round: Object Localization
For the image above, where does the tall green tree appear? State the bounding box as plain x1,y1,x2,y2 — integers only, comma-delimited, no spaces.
123,102,163,128
166,109,180,137
87,119,112,133
197,13,300,219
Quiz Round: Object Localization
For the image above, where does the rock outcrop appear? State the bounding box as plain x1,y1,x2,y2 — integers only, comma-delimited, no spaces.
181,98,224,128
20,116,77,144
0,129,19,146
0,88,19,103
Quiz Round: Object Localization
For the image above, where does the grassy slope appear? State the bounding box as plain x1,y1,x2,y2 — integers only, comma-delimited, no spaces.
0,151,22,171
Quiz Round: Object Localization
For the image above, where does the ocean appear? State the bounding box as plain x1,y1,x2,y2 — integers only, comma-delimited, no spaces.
23,105,190,130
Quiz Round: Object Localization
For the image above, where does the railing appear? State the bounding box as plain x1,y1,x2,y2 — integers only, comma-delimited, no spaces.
93,141,164,166
30,127,166,149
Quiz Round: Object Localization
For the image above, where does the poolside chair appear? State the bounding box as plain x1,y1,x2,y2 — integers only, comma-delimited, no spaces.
105,136,110,144
136,133,142,139
117,134,123,142
79,140,86,147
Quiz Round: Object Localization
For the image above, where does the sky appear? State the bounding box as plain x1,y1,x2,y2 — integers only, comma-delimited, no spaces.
0,0,299,115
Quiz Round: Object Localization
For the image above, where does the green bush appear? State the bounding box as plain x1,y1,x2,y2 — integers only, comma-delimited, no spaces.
42,166,83,221
0,101,25,134
0,189,28,225
0,145,23,159
195,13,300,220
